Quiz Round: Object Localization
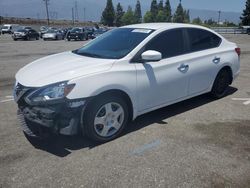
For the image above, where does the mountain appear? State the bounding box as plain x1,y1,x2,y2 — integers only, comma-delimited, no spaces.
0,0,241,23
189,9,241,24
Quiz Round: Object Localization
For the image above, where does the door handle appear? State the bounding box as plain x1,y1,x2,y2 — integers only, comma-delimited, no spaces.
213,57,221,64
178,64,189,72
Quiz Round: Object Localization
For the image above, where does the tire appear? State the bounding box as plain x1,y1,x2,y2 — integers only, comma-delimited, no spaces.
67,38,71,41
82,94,129,142
14,38,17,41
26,36,30,41
211,69,231,99
36,37,39,40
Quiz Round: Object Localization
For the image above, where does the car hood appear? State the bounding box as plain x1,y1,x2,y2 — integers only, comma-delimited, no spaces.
44,33,56,36
14,32,25,34
16,51,116,87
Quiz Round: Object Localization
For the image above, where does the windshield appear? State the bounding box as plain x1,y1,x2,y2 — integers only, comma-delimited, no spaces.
17,29,26,32
46,30,57,33
73,28,154,59
71,28,82,32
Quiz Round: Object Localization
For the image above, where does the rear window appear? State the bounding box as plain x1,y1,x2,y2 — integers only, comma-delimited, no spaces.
187,28,221,52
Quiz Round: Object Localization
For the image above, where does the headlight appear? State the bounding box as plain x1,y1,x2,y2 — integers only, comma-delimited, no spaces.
26,82,75,104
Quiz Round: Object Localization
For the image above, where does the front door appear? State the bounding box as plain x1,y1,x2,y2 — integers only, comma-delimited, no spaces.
134,29,190,111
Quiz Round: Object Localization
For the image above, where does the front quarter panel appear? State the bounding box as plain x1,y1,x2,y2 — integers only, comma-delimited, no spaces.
67,60,138,118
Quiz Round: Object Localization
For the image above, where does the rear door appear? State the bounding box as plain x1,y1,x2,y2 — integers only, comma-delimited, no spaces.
184,28,222,95
134,28,190,111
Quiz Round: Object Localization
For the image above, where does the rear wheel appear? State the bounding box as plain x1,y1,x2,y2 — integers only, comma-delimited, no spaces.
82,95,129,142
211,69,231,99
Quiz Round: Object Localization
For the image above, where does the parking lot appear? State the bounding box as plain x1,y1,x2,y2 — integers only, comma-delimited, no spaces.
0,34,250,187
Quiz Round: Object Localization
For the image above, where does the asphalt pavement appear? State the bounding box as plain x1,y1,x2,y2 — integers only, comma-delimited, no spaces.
0,34,250,188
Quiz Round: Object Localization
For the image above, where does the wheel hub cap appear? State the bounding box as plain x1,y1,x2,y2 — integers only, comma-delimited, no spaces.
94,102,124,137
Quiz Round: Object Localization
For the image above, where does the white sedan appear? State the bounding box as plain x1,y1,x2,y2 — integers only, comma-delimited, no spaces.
14,23,240,142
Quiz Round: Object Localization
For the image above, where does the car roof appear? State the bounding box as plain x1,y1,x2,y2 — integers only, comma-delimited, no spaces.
121,23,210,31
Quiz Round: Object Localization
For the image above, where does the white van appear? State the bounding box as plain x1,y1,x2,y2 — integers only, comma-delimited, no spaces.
1,24,19,34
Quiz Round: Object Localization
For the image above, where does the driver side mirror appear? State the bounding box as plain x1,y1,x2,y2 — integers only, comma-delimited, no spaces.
141,50,162,62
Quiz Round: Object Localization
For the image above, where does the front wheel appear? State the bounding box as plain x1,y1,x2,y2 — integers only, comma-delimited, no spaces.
211,69,231,99
82,95,129,142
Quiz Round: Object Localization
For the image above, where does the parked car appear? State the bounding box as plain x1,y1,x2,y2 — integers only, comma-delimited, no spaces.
22,26,33,30
39,26,48,38
14,23,240,142
84,26,95,39
66,27,88,41
1,24,19,34
12,29,39,41
43,29,64,40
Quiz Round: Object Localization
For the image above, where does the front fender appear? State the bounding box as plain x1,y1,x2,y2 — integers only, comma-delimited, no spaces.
67,63,138,119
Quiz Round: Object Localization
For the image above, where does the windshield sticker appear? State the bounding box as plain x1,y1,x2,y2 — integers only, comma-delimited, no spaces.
132,29,152,34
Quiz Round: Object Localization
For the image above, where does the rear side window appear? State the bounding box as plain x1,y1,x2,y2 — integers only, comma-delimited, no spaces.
145,29,185,59
187,28,221,52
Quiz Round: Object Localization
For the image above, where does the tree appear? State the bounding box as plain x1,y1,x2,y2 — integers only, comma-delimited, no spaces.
115,3,124,26
144,11,153,23
101,0,115,26
156,10,167,22
164,0,172,22
173,0,184,23
158,0,164,11
150,0,158,22
192,17,202,25
134,0,142,23
204,18,217,26
240,0,250,25
121,6,136,25
184,9,190,23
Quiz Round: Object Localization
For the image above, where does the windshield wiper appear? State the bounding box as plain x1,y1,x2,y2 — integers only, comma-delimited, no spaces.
76,51,104,58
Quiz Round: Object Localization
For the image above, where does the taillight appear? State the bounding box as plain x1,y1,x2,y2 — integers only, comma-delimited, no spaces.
235,48,241,56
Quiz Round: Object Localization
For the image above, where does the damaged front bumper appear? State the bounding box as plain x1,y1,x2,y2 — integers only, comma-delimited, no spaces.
14,83,88,137
17,100,86,137
17,99,87,137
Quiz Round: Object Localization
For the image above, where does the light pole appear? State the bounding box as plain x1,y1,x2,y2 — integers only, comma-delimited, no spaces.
218,10,221,25
43,0,50,26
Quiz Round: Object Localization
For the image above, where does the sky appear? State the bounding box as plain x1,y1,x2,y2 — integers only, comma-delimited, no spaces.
0,0,246,21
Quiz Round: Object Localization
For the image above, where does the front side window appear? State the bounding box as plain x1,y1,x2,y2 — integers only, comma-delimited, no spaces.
74,28,154,59
187,28,221,52
144,29,185,59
